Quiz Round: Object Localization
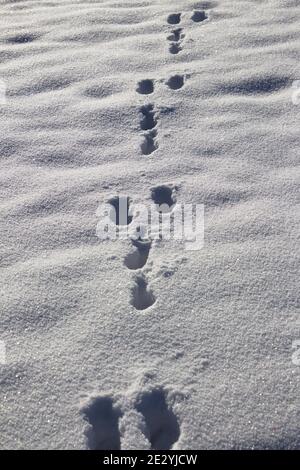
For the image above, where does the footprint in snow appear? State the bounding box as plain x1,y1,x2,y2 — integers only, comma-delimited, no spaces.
167,28,185,43
167,28,185,55
166,74,186,90
82,396,122,450
131,275,156,310
135,388,180,450
191,10,208,22
136,79,154,95
139,104,159,156
140,104,158,131
167,13,182,25
169,43,182,55
141,130,158,156
124,239,151,270
151,184,177,213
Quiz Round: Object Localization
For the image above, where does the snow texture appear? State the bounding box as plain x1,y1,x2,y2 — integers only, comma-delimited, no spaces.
0,0,299,450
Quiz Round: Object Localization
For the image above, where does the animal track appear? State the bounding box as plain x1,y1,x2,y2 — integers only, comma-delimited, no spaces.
81,3,218,449
166,3,214,54
167,28,185,55
137,79,154,95
151,185,176,213
167,28,184,43
167,15,185,55
82,396,122,450
141,130,158,156
108,196,133,226
124,239,151,270
131,275,156,310
191,10,208,22
136,389,180,450
169,43,182,55
139,104,159,156
140,104,158,130
166,74,185,90
167,13,182,25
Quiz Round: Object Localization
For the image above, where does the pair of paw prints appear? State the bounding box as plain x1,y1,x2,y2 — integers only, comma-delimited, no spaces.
166,3,215,55
137,75,187,95
82,387,180,450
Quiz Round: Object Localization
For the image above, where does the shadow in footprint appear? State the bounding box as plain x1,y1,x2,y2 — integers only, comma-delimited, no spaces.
151,185,176,213
141,130,158,156
82,396,122,450
191,10,208,22
108,196,133,226
136,389,180,450
139,104,158,155
169,43,182,55
140,104,157,131
167,28,184,42
125,240,151,270
166,75,185,90
167,13,181,25
131,275,156,310
137,79,154,95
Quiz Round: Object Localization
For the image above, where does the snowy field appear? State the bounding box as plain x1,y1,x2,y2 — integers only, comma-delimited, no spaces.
0,0,299,450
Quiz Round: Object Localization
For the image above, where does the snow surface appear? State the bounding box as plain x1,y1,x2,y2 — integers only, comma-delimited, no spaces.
0,0,299,450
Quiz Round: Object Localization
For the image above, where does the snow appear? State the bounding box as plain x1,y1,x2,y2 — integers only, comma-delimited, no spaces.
0,0,299,450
